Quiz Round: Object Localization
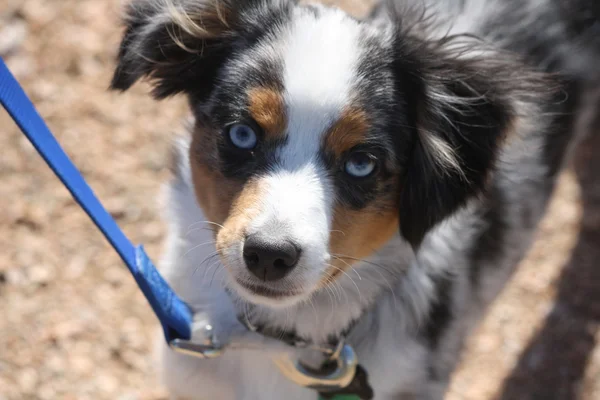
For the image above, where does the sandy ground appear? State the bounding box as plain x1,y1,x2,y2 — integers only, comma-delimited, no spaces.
0,1,598,399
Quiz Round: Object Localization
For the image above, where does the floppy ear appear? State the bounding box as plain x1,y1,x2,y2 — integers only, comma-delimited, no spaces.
110,0,268,100
395,38,544,248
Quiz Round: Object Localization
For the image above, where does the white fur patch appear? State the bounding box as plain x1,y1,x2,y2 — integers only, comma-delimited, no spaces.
279,6,363,168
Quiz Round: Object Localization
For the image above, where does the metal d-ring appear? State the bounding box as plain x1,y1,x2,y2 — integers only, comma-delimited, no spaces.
170,319,358,393
273,340,358,392
169,323,224,359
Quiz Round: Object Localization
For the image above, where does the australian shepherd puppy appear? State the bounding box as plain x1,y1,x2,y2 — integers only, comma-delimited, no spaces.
110,0,600,399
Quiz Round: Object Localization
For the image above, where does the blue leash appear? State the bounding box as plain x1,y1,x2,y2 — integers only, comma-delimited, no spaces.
0,58,192,343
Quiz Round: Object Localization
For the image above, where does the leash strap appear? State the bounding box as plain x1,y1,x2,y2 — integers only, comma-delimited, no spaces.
0,58,192,343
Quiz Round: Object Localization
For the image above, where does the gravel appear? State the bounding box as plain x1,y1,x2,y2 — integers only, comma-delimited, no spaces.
1,1,598,399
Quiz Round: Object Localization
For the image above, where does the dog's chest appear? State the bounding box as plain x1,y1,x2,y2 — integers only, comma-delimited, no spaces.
226,337,427,400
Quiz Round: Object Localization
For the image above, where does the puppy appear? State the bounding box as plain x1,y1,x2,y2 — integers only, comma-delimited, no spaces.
110,0,600,398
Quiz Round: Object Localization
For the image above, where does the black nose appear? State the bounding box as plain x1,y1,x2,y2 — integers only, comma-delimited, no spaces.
243,234,300,281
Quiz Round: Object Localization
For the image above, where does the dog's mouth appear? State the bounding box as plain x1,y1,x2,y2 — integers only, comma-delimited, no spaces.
234,278,303,299
228,276,312,308
215,217,334,307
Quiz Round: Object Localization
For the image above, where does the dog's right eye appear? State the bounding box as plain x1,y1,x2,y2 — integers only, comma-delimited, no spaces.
228,123,258,150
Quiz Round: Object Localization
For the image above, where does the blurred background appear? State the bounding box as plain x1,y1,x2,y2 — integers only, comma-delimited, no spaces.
0,0,598,399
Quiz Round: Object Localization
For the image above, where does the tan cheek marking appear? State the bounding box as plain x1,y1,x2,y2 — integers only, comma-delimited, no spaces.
325,107,370,157
190,125,241,226
190,125,265,248
319,204,399,287
215,179,264,253
247,87,287,140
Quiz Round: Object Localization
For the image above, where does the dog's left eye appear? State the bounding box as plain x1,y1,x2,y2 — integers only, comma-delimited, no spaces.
228,123,258,150
345,152,377,178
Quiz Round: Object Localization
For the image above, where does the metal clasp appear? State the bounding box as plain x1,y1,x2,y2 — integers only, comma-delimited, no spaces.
169,319,359,393
273,339,358,392
169,323,224,359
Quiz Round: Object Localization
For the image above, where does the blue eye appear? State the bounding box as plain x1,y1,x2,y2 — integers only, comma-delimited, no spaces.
345,152,377,178
228,124,258,149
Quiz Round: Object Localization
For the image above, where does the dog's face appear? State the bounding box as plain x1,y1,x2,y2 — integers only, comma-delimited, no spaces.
112,0,533,308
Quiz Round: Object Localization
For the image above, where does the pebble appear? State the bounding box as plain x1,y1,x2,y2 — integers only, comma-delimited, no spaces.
17,368,38,393
4,54,35,78
95,374,119,394
1,1,597,400
27,264,54,285
0,19,27,57
51,320,85,340
70,355,94,375
38,386,58,400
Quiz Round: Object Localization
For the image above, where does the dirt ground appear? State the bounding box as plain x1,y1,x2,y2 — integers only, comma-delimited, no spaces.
0,1,598,399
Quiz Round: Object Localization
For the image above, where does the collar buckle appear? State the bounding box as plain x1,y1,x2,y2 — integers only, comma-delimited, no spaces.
273,339,358,392
169,318,361,394
169,322,224,359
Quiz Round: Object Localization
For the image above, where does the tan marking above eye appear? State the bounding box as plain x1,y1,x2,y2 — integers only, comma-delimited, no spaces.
325,107,370,158
247,87,287,140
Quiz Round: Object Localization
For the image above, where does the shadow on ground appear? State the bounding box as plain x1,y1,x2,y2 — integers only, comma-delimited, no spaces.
498,86,600,400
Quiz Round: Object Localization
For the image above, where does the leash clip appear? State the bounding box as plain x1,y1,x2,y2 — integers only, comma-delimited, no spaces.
169,322,224,359
273,339,358,392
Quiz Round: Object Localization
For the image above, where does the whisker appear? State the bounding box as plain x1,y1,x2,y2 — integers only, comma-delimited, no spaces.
209,264,224,288
323,271,343,306
331,255,362,281
332,254,401,310
283,309,291,341
184,240,217,257
186,220,225,232
201,257,222,282
370,263,400,311
243,301,254,330
325,285,337,318
332,275,346,303
332,253,399,277
321,282,335,309
333,278,349,305
308,297,319,326
326,263,362,301
185,227,217,236
199,252,220,268
194,252,221,281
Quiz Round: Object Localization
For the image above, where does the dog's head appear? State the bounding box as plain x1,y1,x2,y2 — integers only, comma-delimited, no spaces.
112,0,543,307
